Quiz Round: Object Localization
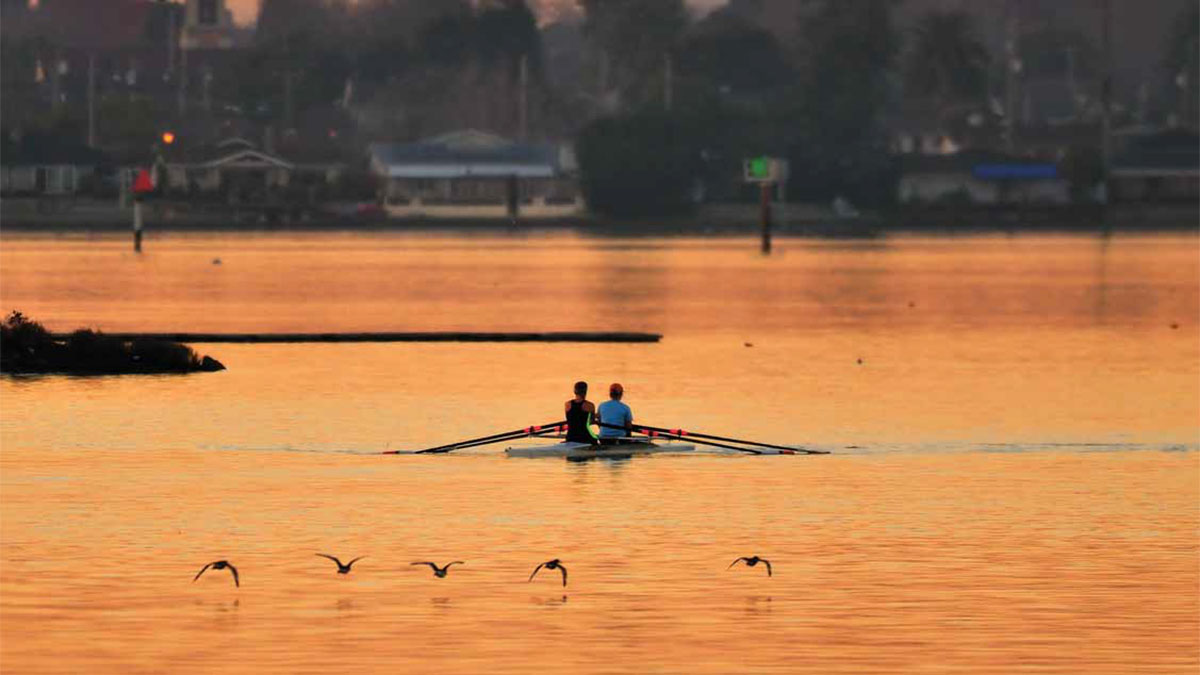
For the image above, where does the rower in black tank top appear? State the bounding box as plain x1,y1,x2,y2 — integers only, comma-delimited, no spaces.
564,381,598,445
565,399,597,444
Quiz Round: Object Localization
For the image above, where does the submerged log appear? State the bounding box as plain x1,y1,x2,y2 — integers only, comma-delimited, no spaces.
82,332,663,343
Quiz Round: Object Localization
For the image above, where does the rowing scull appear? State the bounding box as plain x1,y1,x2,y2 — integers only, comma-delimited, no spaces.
505,440,697,459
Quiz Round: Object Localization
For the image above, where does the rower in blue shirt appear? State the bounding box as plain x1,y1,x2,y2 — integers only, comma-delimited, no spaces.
597,382,633,445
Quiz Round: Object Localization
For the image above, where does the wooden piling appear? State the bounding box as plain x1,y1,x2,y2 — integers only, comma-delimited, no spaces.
760,182,772,254
133,200,143,252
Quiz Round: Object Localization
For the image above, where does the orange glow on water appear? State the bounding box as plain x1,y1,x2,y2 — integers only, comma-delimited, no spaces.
1,232,1196,673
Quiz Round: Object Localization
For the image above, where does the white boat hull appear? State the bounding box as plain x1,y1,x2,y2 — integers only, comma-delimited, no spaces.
505,440,696,458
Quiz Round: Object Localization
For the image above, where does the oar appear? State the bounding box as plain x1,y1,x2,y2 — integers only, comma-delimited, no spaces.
385,420,566,455
597,423,826,456
632,422,827,455
412,423,565,454
421,425,564,454
412,420,564,454
594,422,761,454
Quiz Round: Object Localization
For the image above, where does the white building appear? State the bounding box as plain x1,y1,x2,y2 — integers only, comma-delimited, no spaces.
369,130,583,220
898,150,1070,205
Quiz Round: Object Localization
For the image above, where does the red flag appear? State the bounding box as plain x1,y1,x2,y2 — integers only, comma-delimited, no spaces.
132,169,154,194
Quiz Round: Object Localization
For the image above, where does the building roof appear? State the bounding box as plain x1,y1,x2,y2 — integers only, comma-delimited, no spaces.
369,130,560,178
162,137,294,170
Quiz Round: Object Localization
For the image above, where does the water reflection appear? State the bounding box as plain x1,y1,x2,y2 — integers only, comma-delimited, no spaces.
1093,235,1112,325
0,233,1196,673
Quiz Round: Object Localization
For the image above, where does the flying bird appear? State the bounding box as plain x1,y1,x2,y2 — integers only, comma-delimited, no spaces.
193,560,240,587
529,559,568,587
411,561,463,578
315,554,365,574
728,556,772,577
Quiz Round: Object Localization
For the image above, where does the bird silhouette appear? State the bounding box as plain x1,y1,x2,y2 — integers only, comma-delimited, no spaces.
529,559,568,587
193,560,240,587
411,561,462,578
316,554,365,574
728,556,772,577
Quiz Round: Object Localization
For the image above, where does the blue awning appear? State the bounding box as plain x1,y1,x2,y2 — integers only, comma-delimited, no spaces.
972,164,1058,180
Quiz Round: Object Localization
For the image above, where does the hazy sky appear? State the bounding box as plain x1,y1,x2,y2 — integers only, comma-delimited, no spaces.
224,0,727,25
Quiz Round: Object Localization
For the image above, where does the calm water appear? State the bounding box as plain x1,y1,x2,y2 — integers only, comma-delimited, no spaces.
1,232,1197,673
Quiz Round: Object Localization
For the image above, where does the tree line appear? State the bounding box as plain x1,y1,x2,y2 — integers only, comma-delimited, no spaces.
1,0,1196,215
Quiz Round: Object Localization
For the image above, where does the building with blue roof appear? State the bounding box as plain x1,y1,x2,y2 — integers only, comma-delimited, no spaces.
368,130,582,220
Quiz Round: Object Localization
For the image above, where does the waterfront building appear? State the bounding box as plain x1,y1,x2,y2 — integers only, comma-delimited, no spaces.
368,130,583,220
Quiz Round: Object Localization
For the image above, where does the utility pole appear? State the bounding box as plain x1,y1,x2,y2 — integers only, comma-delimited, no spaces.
1004,8,1019,154
1066,46,1077,118
664,52,673,111
177,49,188,115
87,53,97,147
202,67,212,114
1189,36,1199,129
518,53,528,141
167,7,176,76
1100,0,1113,186
598,50,609,102
284,70,294,129
49,49,62,110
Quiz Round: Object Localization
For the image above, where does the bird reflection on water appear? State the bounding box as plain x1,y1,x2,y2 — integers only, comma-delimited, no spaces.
529,595,569,607
744,596,773,616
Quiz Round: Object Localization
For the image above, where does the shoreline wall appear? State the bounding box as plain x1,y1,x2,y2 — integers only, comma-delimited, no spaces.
2,198,1196,234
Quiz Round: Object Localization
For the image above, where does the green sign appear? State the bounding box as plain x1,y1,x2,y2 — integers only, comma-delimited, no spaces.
748,156,770,179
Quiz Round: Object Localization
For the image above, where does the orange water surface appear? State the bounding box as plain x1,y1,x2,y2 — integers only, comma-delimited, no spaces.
1,232,1197,673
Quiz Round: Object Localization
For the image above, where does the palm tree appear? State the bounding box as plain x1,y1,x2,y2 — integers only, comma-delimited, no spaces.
905,10,989,114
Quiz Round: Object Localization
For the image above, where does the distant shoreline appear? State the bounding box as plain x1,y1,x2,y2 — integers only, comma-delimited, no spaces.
1,198,1196,235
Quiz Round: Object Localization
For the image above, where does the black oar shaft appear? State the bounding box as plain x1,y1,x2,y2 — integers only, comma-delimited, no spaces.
633,423,823,455
597,422,826,455
646,431,763,454
596,422,760,454
389,420,565,455
420,427,562,453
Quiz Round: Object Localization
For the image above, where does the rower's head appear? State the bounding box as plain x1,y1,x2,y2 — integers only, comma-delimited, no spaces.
609,383,623,400
573,381,588,397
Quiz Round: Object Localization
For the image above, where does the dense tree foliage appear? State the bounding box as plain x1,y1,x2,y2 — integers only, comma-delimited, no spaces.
677,12,794,98
905,10,988,108
785,0,901,207
576,110,703,217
